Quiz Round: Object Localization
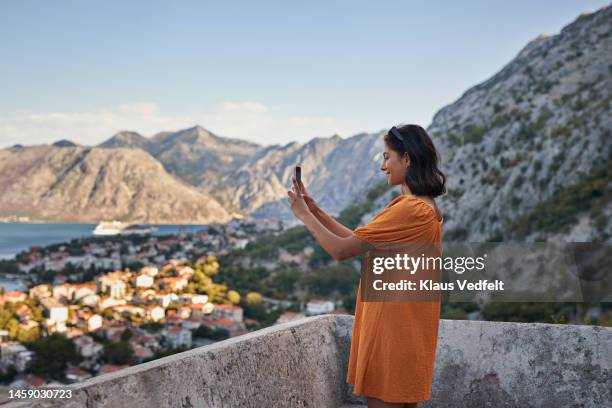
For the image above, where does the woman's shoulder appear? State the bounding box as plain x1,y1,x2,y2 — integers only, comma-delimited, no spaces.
391,195,439,218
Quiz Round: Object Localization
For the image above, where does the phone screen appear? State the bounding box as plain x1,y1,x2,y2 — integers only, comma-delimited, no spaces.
295,166,302,192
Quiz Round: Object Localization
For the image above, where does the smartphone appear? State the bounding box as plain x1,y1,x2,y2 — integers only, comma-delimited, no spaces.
294,166,302,193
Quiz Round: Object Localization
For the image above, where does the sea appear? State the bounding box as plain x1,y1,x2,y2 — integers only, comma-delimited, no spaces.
0,223,210,261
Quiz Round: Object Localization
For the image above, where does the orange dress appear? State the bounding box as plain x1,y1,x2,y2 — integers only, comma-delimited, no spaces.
346,194,443,403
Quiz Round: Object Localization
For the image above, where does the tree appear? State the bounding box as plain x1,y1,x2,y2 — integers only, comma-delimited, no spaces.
27,333,82,380
120,328,133,342
227,290,240,305
246,292,262,305
103,341,134,365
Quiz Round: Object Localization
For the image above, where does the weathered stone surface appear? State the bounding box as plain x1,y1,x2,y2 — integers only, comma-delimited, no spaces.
7,315,358,408
5,316,610,407
423,319,611,408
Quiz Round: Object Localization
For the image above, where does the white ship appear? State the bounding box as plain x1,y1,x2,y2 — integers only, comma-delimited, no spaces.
93,221,158,236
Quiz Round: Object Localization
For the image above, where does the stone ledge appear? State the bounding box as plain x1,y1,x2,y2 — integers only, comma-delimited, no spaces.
5,315,611,407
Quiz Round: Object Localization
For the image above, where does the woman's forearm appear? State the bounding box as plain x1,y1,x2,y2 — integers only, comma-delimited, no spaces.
310,203,354,238
299,212,350,260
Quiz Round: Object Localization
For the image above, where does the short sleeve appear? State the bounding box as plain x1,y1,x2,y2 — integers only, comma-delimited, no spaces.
353,196,435,243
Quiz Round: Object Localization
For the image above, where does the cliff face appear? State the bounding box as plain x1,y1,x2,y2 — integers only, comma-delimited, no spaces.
225,132,386,219
360,6,611,242
0,145,232,223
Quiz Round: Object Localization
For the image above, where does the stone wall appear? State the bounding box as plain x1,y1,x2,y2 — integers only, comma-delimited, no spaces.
5,315,611,407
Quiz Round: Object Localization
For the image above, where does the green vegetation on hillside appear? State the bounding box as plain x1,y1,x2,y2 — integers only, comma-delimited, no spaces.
507,157,611,240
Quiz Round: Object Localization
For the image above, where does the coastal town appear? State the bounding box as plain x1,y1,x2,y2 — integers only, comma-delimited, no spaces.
0,217,340,391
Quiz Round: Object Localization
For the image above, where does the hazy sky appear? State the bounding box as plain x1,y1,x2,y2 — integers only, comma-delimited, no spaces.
0,1,608,147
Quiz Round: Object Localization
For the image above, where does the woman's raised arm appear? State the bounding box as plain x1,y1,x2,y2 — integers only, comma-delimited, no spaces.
295,177,355,238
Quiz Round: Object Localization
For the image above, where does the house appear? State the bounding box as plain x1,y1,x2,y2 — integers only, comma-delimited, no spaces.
96,271,130,299
73,283,96,301
106,280,126,299
275,311,306,325
53,274,68,286
177,266,194,278
40,298,68,322
188,303,208,319
88,314,103,331
99,296,126,310
98,364,129,375
177,306,191,319
73,335,104,359
164,326,192,348
145,306,165,322
52,283,75,300
0,342,35,372
112,305,145,319
159,277,188,292
79,293,100,307
180,293,208,305
131,344,153,361
211,304,243,322
2,291,27,304
140,266,159,277
65,367,92,383
135,273,154,288
29,284,51,301
306,300,335,315
155,292,179,308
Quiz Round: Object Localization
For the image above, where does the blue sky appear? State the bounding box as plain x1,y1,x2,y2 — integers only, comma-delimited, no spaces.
0,0,608,147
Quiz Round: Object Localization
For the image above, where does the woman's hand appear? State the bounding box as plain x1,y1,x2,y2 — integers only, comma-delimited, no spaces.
295,177,318,212
287,177,311,220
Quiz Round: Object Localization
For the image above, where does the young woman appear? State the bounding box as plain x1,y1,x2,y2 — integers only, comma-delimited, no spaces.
287,124,446,408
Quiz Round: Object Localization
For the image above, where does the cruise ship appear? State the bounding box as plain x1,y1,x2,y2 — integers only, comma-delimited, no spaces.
92,221,158,236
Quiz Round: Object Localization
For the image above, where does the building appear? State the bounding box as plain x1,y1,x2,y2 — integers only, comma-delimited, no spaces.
306,300,335,316
40,298,68,322
275,312,307,325
211,304,243,322
73,336,104,359
97,271,130,299
0,342,35,372
2,291,27,304
98,364,129,375
146,306,165,322
135,274,154,288
87,314,103,331
65,367,93,383
164,326,192,349
141,266,159,277
29,285,52,301
159,277,188,292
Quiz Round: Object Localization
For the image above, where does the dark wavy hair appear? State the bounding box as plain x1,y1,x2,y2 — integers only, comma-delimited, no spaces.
384,124,446,198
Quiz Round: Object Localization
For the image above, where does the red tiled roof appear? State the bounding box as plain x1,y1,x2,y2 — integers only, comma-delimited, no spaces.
99,364,129,374
25,375,47,387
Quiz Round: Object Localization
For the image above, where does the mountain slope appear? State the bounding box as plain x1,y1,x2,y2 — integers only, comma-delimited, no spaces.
0,145,233,223
422,5,612,241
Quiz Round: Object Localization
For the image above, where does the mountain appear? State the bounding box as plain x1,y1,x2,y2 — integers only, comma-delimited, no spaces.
99,126,262,188
52,139,79,148
98,131,149,150
97,126,387,219
362,6,612,242
0,145,232,224
243,132,386,219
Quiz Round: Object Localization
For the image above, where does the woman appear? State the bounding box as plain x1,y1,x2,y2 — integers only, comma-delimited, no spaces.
287,124,446,408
